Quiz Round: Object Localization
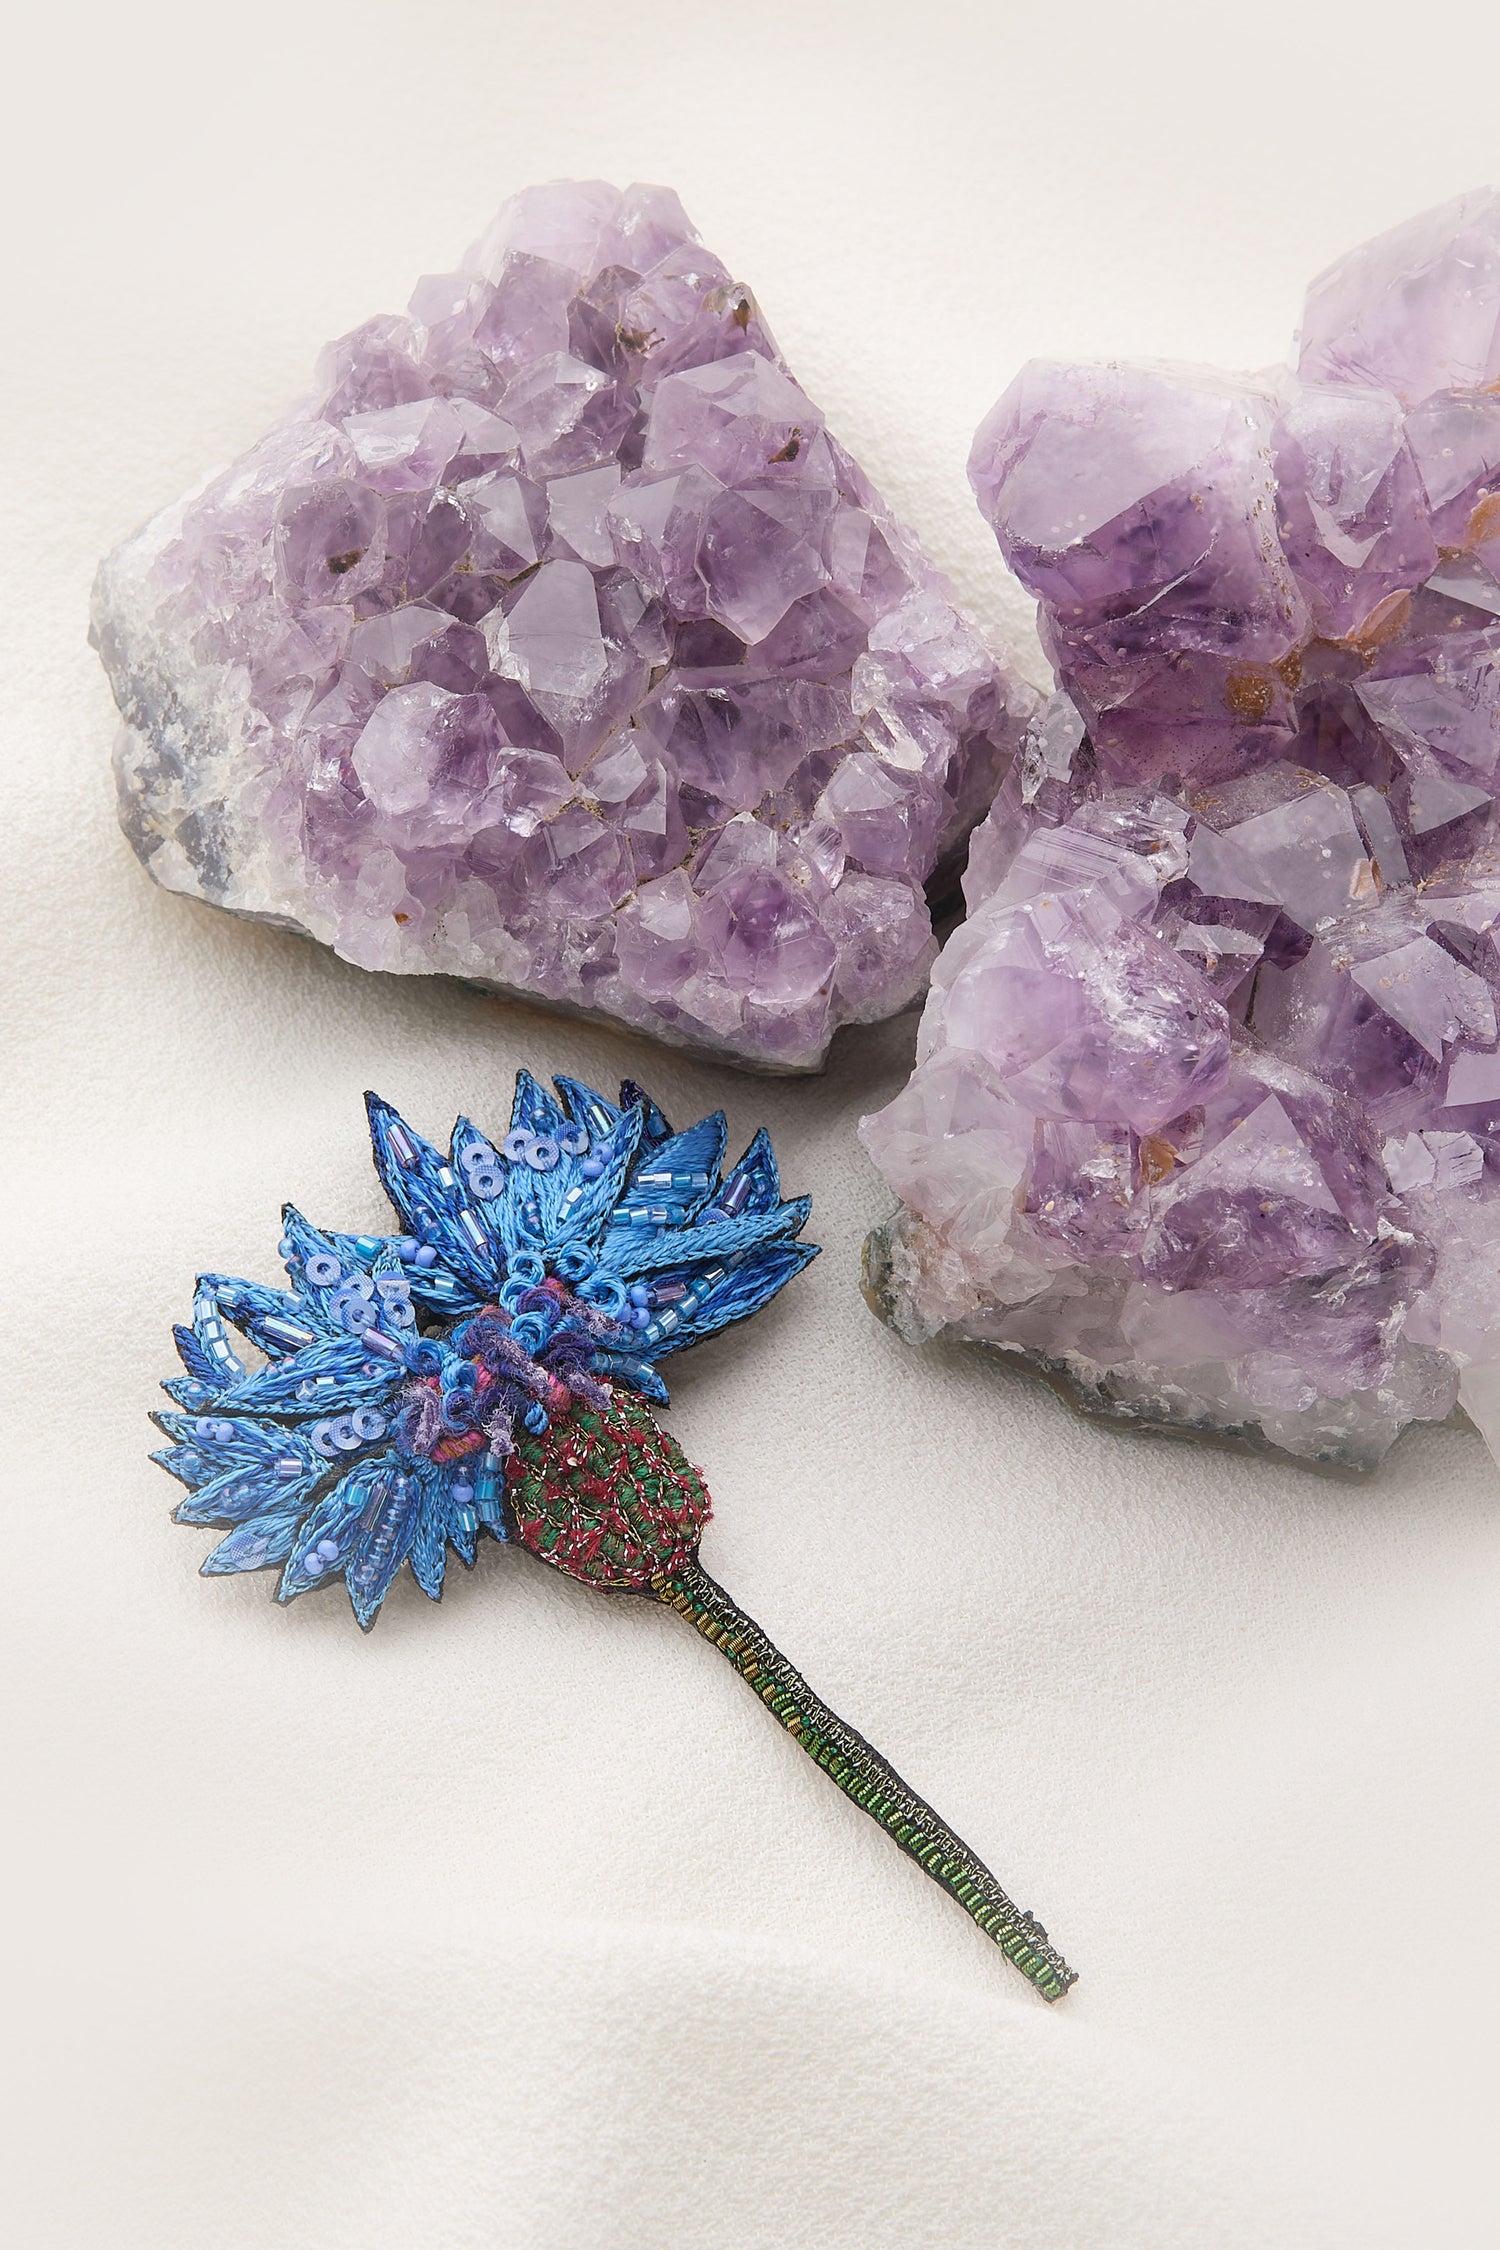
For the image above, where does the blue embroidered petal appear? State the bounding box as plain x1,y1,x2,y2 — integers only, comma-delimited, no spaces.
364,1094,500,1295
151,1414,326,1524
280,1207,446,1360
408,1464,463,1598
448,1116,509,1261
153,1410,322,1468
201,1510,303,1576
447,1509,479,1569
701,1129,782,1220
597,1200,813,1280
620,1080,673,1146
172,1323,222,1388
317,1227,479,1320
161,1375,220,1409
279,1459,395,1603
495,1075,602,1244
344,1464,425,1629
365,1092,444,1221
554,1076,625,1138
542,1103,645,1257
171,1457,323,1528
621,1111,728,1225
509,1068,568,1142
186,1285,246,1389
209,1333,402,1417
197,1272,327,1358
646,1241,820,1358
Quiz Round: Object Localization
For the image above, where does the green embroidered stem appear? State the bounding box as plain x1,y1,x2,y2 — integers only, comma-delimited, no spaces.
651,1556,1078,2002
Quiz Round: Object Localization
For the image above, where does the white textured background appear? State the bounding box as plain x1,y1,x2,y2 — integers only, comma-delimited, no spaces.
6,2,1500,2242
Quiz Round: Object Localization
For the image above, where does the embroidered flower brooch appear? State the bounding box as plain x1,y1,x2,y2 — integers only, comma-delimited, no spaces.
152,1070,1075,2000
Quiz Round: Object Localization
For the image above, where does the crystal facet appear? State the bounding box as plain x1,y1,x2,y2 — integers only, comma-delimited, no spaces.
864,191,1500,1471
92,180,1034,1072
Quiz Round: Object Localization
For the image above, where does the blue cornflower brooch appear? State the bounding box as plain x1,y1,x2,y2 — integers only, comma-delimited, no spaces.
154,1071,1076,2000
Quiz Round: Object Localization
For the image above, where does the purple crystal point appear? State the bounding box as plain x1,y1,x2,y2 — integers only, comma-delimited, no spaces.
969,360,1307,783
1297,189,1500,406
866,191,1500,1472
94,180,1035,1073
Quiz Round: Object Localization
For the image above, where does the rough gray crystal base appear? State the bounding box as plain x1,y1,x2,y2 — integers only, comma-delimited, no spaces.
863,1216,1462,1474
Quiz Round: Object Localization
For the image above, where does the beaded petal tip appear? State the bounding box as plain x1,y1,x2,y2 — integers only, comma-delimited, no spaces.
154,1071,1076,2000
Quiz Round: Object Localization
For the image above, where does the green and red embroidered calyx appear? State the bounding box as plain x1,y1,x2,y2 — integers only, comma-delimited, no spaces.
506,1387,712,1589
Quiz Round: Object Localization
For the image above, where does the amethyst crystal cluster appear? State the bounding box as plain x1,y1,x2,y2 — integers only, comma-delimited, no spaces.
92,180,1034,1071
864,190,1500,1470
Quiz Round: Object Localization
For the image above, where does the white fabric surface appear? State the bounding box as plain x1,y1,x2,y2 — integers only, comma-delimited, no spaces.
7,3,1500,2241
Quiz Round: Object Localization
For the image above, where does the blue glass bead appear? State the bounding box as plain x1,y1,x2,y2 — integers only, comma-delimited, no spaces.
580,1155,605,1179
558,1127,588,1156
317,1537,341,1561
610,1203,675,1229
413,1245,438,1268
716,1172,753,1217
629,1284,651,1307
360,1329,405,1363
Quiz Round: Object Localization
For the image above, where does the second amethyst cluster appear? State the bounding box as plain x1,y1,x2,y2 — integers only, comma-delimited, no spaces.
864,191,1500,1470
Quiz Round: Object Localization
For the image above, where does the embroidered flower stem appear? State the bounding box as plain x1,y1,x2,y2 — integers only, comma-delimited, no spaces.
651,1559,1078,2002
